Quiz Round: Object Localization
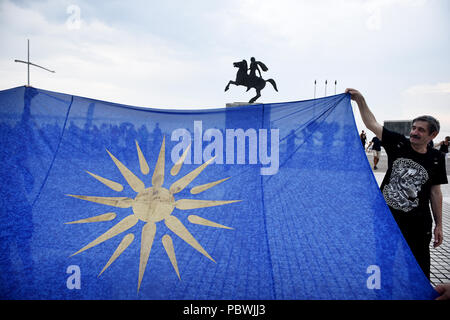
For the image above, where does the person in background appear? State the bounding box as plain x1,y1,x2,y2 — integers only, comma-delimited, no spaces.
435,136,449,158
360,130,367,148
367,135,382,170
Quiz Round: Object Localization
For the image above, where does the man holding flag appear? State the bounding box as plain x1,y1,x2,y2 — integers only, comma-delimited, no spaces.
346,88,447,279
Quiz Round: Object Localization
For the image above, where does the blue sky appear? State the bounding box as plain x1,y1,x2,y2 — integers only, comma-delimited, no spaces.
0,0,449,140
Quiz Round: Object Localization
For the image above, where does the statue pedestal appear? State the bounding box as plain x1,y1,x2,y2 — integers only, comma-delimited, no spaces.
225,101,269,128
226,102,256,108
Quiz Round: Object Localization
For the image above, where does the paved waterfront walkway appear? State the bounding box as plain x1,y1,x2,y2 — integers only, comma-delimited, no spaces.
367,152,450,286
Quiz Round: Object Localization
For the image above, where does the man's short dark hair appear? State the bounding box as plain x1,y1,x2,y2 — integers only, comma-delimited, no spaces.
412,115,440,134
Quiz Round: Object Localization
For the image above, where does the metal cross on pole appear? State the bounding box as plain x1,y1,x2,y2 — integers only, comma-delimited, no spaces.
14,39,55,86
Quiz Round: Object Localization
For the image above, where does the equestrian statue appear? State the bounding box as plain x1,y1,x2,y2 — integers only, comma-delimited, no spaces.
225,57,278,103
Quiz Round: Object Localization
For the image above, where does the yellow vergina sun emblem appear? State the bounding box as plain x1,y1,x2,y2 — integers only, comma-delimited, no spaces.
66,137,240,292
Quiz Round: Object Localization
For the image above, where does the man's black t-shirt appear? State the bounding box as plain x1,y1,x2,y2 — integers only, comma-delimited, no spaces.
380,128,448,233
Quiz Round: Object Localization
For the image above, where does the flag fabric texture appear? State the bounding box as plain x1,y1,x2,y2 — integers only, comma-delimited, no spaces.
0,86,438,300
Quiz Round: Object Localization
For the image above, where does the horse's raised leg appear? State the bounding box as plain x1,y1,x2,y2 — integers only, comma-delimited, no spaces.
225,80,236,92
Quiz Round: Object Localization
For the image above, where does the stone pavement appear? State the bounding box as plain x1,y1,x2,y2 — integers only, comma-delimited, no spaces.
366,152,450,286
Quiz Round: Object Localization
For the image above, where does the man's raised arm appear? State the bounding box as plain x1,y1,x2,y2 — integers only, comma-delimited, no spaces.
345,88,383,139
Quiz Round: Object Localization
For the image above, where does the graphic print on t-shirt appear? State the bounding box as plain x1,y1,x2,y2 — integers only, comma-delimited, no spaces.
383,158,429,212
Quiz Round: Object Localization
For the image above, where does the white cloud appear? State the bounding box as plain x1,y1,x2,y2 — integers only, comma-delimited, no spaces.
364,0,429,30
404,82,450,95
0,0,448,117
0,0,216,107
401,82,450,140
230,0,363,48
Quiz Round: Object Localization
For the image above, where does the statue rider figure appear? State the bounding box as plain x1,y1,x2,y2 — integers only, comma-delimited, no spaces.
247,57,268,91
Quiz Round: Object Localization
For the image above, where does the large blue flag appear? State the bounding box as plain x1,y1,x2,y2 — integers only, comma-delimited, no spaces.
0,86,438,299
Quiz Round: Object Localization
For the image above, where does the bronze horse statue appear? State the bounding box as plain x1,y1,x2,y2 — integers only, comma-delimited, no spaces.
225,59,278,103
